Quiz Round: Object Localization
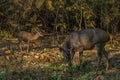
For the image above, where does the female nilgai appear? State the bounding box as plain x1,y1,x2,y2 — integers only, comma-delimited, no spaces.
60,28,110,72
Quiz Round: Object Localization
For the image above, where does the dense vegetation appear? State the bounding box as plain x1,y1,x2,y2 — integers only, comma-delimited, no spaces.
0,0,120,35
0,0,120,80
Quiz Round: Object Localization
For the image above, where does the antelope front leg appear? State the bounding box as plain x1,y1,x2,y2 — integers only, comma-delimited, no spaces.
68,59,72,67
27,41,30,53
67,51,74,67
96,53,102,73
19,42,23,53
103,48,109,70
96,45,103,74
79,51,83,69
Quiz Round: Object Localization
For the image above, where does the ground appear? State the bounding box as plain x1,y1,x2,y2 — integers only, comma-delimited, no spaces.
0,35,120,80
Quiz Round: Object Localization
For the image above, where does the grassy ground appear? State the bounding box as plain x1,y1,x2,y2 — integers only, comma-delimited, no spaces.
0,34,120,80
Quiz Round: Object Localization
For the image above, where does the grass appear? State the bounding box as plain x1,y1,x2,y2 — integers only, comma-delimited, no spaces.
0,54,120,80
0,32,120,80
0,43,119,80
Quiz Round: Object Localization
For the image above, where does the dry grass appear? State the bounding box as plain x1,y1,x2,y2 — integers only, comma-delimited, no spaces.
0,34,120,80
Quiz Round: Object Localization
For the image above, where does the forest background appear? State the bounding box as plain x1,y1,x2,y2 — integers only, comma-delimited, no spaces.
0,0,120,80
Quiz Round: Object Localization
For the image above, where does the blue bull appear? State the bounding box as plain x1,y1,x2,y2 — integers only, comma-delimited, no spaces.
60,28,110,72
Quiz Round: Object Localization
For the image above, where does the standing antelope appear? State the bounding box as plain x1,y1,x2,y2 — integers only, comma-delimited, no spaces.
59,28,110,73
15,30,43,53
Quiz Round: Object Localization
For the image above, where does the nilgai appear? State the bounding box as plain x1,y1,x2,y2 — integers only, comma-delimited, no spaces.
16,30,43,53
60,28,110,73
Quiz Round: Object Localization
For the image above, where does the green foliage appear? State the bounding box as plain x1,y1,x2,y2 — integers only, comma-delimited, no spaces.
0,0,120,36
82,62,93,73
80,72,94,80
67,64,80,73
36,0,46,9
0,71,6,80
48,71,61,80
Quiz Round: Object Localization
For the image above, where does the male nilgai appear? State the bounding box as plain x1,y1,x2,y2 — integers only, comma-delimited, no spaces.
15,30,43,53
60,28,110,72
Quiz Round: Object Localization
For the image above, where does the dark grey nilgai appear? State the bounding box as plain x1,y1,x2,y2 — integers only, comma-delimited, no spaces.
15,30,43,53
60,28,110,72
